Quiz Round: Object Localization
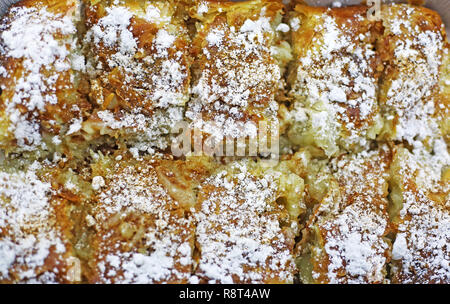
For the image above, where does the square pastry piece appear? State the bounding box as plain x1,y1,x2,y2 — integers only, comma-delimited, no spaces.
378,4,448,146
298,147,392,284
192,156,305,283
84,155,212,283
82,0,191,153
0,0,90,154
284,5,383,157
186,0,290,154
0,160,81,283
389,141,449,283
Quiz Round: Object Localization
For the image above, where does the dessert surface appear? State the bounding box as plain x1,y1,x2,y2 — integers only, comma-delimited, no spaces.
0,0,448,284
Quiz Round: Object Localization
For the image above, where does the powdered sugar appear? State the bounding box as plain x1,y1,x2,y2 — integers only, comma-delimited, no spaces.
289,17,300,31
390,142,449,283
85,5,188,110
94,106,183,152
91,159,193,283
392,201,449,283
382,5,445,144
144,4,171,24
155,29,175,50
66,118,83,135
308,149,391,283
195,162,295,283
94,162,177,217
276,23,290,33
83,4,190,153
89,6,136,54
0,164,68,282
289,11,380,155
320,200,389,283
187,13,281,141
0,6,77,150
197,2,209,16
91,176,105,191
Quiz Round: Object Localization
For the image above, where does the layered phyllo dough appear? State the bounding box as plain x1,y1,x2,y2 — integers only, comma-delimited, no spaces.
0,158,85,283
0,0,448,285
0,0,90,155
83,154,212,283
378,5,448,147
283,5,383,157
185,0,290,156
81,0,192,153
298,147,392,283
389,141,449,283
192,155,305,283
80,153,305,284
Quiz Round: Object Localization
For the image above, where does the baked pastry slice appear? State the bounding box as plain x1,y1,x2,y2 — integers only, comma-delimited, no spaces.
389,141,449,283
192,156,305,283
284,4,383,157
0,159,82,283
186,0,290,156
378,4,448,146
82,0,191,154
84,154,213,283
439,42,450,141
298,147,392,283
0,0,90,155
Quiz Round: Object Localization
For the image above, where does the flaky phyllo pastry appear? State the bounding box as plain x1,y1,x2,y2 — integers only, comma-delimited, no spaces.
0,0,448,284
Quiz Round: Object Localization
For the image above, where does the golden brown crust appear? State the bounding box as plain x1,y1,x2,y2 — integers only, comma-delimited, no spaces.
299,147,392,284
0,162,80,283
84,154,213,283
0,0,449,285
84,0,191,114
79,0,192,154
192,159,301,283
0,0,91,153
389,143,449,284
286,4,383,157
185,0,286,145
378,4,447,146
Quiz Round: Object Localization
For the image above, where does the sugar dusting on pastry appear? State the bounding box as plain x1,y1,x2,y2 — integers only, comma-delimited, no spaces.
85,5,188,109
381,5,445,144
90,159,193,283
0,0,448,285
83,3,189,152
193,161,295,283
307,149,391,283
289,8,380,156
390,139,449,283
0,6,76,150
0,162,69,282
187,8,281,141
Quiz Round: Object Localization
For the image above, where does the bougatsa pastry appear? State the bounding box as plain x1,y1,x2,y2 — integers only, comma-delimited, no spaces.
378,4,448,147
283,4,383,157
0,158,85,283
82,152,306,284
389,141,449,284
84,154,212,283
81,0,192,154
0,0,449,284
186,0,291,155
439,42,450,141
192,156,305,283
298,147,392,283
0,0,90,156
